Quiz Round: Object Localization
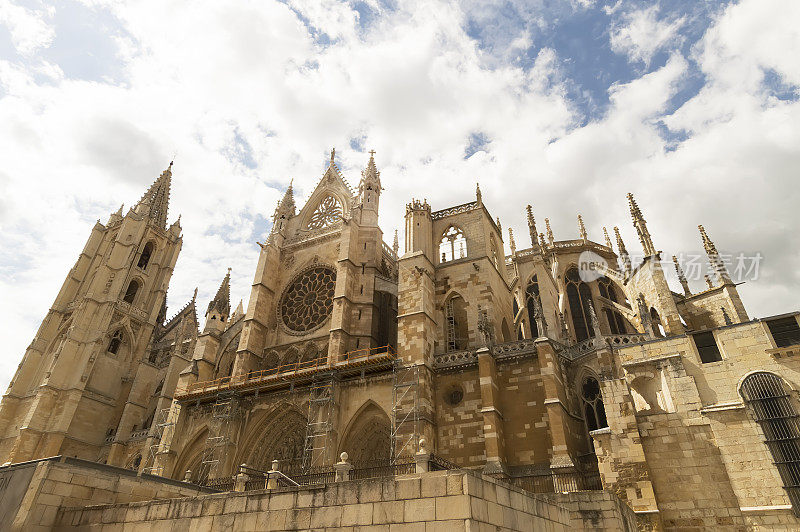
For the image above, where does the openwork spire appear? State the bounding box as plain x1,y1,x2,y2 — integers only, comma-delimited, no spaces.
628,193,656,256
358,150,382,198
699,225,730,284
136,162,172,228
614,226,632,276
207,268,231,317
577,214,587,241
526,205,538,248
672,255,691,296
603,227,613,249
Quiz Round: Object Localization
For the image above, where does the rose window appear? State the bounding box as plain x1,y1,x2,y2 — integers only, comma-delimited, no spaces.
307,196,342,229
280,267,336,332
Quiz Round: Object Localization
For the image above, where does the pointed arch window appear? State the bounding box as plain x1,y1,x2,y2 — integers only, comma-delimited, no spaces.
565,267,594,342
582,376,608,433
741,372,800,514
525,276,541,338
122,280,140,304
108,330,123,355
445,294,469,351
598,276,618,303
439,226,467,263
137,242,154,270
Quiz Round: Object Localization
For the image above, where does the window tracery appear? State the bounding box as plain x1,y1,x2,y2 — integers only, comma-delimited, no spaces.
279,267,336,333
566,267,594,342
108,330,123,355
307,195,342,230
582,376,608,433
439,226,467,263
526,276,541,338
122,279,140,304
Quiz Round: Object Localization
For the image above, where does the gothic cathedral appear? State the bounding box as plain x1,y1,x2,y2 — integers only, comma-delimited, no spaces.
2,151,800,530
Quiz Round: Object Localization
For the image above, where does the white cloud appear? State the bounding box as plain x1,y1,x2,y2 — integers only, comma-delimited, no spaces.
0,0,799,394
610,5,685,65
0,1,55,56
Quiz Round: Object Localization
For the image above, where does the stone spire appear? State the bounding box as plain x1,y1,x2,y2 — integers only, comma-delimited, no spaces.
603,227,613,249
392,229,399,257
577,215,587,241
135,162,172,228
672,255,691,296
496,217,502,238
207,268,231,318
273,180,295,221
476,182,482,204
358,150,382,197
627,193,656,256
508,228,516,255
699,225,730,284
545,218,554,246
614,226,632,276
526,205,538,248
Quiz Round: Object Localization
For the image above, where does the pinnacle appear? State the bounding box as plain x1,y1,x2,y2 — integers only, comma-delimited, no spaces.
207,269,231,317
136,162,173,229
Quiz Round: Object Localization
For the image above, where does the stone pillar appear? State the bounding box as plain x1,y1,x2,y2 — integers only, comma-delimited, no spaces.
477,347,507,473
234,464,250,492
536,339,575,473
266,460,280,490
415,439,431,473
334,452,354,482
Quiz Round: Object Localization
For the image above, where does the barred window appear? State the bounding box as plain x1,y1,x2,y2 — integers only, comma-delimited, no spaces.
741,372,800,515
767,317,800,348
692,331,722,363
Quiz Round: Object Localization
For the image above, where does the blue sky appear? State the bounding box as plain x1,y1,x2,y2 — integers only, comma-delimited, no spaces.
0,0,799,391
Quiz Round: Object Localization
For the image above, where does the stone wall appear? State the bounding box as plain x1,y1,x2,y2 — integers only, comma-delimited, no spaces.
54,470,633,531
0,456,212,531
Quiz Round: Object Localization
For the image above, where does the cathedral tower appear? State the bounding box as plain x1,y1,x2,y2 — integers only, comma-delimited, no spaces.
0,164,182,464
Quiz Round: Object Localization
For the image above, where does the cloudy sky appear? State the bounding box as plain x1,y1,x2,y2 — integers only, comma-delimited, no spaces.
0,0,798,390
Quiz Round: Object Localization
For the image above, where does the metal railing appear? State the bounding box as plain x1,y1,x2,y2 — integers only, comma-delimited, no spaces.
179,345,395,397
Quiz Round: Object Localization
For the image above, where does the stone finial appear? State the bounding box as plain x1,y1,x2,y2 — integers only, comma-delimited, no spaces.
184,470,192,482
334,452,353,481
339,452,349,463
271,459,279,471
392,229,399,257
614,226,632,276
698,224,730,284
496,217,502,238
705,274,714,289
627,192,656,256
545,218,554,246
419,438,427,453
476,182,482,204
526,205,538,248
330,147,335,164
508,228,516,255
578,214,587,241
539,232,547,249
603,227,612,249
672,255,691,296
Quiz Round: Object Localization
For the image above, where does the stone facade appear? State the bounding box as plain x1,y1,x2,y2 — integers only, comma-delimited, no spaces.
2,150,800,530
53,469,636,531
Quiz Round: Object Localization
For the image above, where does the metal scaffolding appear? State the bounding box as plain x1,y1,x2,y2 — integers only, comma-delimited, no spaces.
391,360,420,463
143,405,176,476
302,371,337,472
198,390,237,483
